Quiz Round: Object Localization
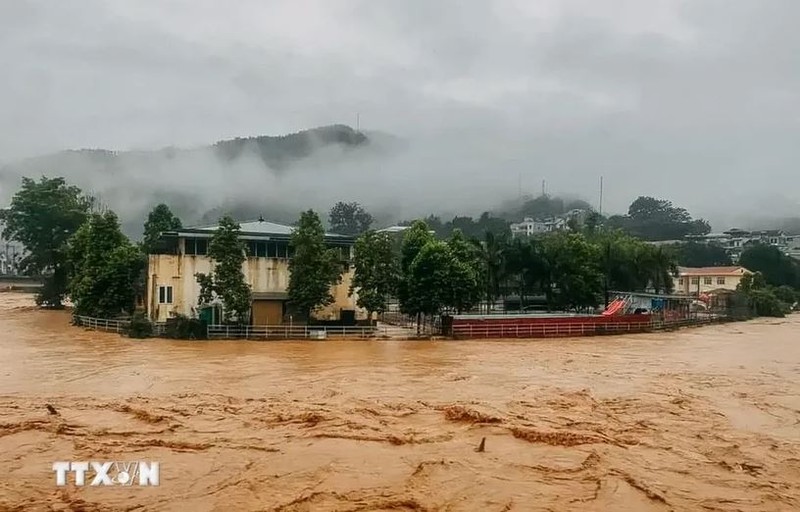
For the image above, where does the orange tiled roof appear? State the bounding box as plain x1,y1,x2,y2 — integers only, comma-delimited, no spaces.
677,266,750,277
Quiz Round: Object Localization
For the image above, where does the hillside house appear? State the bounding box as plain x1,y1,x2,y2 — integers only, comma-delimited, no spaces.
673,266,751,296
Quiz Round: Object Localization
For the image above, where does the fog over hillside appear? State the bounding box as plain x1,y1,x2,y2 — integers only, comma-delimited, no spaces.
1,1,799,234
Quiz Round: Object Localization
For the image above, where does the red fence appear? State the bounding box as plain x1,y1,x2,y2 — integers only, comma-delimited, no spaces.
450,314,661,339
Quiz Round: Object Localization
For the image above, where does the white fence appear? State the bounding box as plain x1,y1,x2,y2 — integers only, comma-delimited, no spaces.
74,315,379,339
206,324,378,340
73,315,168,336
73,315,131,333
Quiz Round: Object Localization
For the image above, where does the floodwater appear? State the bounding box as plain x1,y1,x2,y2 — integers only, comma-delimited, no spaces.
1,294,800,511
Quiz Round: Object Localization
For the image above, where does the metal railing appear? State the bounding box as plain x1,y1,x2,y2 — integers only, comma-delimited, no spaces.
377,312,441,335
206,324,379,340
451,317,720,339
74,315,169,336
73,315,131,333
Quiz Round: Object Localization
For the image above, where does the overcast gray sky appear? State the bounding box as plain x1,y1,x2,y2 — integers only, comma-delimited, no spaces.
1,0,799,224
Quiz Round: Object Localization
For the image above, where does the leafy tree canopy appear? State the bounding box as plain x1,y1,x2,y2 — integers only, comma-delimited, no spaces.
287,210,343,320
350,230,400,320
196,216,251,323
329,201,373,236
68,211,146,317
672,242,732,267
0,176,91,306
142,203,182,254
606,196,711,241
739,244,800,289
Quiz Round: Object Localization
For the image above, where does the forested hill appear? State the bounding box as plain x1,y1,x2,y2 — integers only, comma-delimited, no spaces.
213,124,368,169
2,124,370,175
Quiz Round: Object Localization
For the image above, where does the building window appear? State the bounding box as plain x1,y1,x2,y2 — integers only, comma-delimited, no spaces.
717,277,726,285
704,277,713,285
184,238,208,256
158,285,173,304
678,278,684,285
691,277,699,285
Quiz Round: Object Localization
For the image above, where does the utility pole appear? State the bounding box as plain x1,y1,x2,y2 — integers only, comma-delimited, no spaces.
518,171,522,200
541,179,546,197
599,176,604,215
356,113,360,132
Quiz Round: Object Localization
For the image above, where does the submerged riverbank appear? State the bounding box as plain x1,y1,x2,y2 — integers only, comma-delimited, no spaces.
1,293,799,511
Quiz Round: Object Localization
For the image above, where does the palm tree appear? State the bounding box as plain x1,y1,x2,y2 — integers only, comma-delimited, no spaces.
636,245,676,294
471,231,508,312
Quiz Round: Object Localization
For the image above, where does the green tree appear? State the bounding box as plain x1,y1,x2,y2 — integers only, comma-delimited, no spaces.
739,244,800,289
142,203,182,254
747,289,788,317
0,177,90,307
287,210,343,320
673,242,732,267
406,241,453,318
504,237,545,309
541,233,603,310
351,230,400,322
471,231,507,311
636,245,676,294
329,201,373,236
446,230,482,313
398,221,436,318
737,272,767,293
68,211,146,317
607,196,711,241
773,285,798,307
195,216,251,323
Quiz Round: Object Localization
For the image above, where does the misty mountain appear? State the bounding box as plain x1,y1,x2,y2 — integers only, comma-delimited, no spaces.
212,124,368,171
0,125,402,236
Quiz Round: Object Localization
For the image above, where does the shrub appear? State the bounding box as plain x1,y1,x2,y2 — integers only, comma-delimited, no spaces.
164,315,208,340
748,289,789,318
773,285,798,308
126,312,153,339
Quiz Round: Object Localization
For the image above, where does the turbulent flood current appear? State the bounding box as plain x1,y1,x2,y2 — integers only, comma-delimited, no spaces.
1,293,800,511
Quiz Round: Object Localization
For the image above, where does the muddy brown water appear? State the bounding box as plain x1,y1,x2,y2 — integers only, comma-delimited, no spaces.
1,293,799,511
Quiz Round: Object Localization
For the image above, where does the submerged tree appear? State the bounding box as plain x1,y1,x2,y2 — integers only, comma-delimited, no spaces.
287,210,343,320
196,216,251,323
68,211,146,317
471,231,507,311
0,177,91,307
350,230,400,323
541,233,603,310
398,220,436,319
446,230,482,313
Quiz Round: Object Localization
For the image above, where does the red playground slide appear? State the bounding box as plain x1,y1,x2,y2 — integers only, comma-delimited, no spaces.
601,299,625,316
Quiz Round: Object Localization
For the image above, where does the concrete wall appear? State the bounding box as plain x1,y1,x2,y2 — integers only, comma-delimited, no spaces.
147,252,362,323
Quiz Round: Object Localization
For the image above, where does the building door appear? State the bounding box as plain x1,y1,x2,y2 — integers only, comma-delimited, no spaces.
199,305,220,325
252,300,284,325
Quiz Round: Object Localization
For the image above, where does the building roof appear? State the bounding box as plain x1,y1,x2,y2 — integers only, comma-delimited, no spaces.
167,219,352,242
677,266,750,277
376,225,411,233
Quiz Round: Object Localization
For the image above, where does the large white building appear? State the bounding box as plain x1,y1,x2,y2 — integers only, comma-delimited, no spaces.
146,219,364,325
